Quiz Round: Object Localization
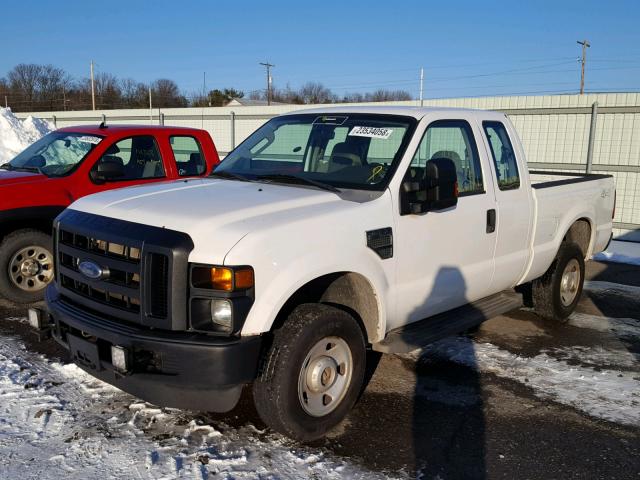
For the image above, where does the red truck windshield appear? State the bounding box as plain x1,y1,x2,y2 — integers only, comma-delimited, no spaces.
1,132,103,177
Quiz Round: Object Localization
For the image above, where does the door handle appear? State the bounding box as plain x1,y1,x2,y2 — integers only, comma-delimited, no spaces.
486,209,496,233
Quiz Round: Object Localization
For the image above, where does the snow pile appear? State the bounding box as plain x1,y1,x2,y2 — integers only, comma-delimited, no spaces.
0,107,54,164
594,240,640,266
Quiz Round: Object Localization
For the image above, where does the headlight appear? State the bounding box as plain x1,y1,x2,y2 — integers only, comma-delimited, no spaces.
210,299,233,331
189,264,255,335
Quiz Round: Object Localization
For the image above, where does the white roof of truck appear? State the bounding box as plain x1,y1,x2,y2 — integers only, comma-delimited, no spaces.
293,105,505,120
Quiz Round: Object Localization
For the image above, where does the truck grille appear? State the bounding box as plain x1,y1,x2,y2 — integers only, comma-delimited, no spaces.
58,229,148,317
53,210,193,331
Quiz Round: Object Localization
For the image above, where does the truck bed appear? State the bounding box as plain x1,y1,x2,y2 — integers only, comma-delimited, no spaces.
522,170,615,284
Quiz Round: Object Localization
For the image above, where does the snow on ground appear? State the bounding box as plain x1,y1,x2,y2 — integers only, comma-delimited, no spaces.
406,310,640,427
594,240,640,266
583,280,640,299
0,107,54,163
0,330,399,479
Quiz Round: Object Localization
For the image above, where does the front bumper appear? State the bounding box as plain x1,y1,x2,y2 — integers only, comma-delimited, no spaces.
46,285,263,412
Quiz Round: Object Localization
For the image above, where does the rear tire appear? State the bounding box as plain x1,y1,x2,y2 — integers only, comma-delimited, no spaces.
532,242,585,322
252,303,366,442
0,229,54,304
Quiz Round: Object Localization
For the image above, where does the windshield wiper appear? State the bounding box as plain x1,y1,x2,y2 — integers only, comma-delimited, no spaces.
0,164,45,175
256,173,340,193
209,170,253,182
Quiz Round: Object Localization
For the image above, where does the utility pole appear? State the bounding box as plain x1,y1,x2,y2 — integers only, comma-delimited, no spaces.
4,96,7,108
419,67,424,107
148,87,153,123
90,60,96,110
203,71,207,101
259,62,275,105
62,86,67,111
577,40,590,95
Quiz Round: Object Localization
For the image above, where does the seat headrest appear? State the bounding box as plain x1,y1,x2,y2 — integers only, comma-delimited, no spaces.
329,142,362,166
102,155,123,166
189,152,201,162
431,150,461,163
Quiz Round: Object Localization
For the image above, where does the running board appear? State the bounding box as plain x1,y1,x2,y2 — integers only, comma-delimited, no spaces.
372,291,523,354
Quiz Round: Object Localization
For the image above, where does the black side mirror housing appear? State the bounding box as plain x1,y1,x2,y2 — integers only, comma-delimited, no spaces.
401,157,458,214
90,159,125,183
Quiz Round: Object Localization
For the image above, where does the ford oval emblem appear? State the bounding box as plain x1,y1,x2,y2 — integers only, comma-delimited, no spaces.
78,260,107,280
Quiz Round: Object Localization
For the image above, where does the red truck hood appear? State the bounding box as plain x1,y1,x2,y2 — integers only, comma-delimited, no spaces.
0,169,47,186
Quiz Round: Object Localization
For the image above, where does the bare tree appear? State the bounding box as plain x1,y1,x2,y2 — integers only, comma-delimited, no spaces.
7,64,43,108
120,78,148,108
151,79,188,108
367,89,412,102
299,82,333,104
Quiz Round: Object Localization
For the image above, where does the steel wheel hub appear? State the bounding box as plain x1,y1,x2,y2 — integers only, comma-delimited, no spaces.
298,336,353,417
560,258,580,306
9,245,54,292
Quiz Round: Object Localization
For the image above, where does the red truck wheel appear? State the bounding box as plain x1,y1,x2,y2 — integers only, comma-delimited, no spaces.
0,229,54,304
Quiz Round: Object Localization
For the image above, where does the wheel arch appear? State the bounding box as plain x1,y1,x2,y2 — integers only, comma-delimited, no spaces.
562,217,593,258
0,206,65,241
269,271,383,344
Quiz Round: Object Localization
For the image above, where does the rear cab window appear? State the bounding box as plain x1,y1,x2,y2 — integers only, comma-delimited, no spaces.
170,136,207,176
483,121,520,190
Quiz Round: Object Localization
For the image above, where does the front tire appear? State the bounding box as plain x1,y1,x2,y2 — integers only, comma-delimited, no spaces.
0,229,54,304
532,242,585,322
252,303,366,442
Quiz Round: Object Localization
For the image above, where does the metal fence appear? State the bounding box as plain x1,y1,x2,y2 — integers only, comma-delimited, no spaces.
17,92,640,240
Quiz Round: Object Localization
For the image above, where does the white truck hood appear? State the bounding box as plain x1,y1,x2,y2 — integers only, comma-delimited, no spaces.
68,178,345,264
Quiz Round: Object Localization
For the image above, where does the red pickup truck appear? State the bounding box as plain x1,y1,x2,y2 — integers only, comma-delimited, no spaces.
0,124,220,303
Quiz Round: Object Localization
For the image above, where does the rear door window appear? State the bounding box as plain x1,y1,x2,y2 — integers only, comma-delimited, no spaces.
170,136,207,176
483,121,520,190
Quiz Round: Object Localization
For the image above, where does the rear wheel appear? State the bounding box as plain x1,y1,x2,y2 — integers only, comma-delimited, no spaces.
532,242,585,322
0,229,54,304
252,303,366,441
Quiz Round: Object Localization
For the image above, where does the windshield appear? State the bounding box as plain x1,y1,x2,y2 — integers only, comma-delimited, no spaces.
214,113,416,190
2,132,103,177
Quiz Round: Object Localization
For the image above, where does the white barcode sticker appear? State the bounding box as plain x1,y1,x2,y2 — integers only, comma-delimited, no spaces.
348,126,393,139
77,135,102,145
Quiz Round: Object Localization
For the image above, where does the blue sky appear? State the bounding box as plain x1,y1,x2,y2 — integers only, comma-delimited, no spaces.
2,0,639,99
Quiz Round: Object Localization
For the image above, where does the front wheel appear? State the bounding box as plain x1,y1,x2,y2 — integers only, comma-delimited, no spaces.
0,229,54,304
532,242,585,322
252,303,366,442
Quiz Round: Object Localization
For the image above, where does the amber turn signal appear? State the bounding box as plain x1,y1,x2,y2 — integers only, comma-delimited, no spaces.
234,268,254,289
210,267,234,291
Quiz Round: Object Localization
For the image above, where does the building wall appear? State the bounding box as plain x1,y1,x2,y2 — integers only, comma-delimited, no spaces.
17,93,640,240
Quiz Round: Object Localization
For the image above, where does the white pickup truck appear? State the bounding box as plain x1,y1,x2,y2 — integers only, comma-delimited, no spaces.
40,106,615,441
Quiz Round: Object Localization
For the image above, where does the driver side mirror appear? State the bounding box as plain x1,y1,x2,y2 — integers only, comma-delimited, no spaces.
401,157,458,215
90,159,125,183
